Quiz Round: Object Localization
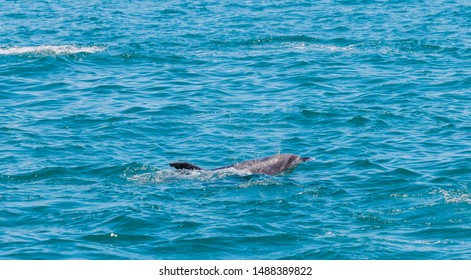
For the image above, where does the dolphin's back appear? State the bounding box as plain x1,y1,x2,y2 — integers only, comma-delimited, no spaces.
170,154,311,175
222,154,308,175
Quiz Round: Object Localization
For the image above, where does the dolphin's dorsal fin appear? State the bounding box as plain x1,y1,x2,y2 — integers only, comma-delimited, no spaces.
170,162,204,170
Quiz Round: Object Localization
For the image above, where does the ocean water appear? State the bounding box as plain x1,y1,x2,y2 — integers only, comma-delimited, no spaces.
0,0,470,260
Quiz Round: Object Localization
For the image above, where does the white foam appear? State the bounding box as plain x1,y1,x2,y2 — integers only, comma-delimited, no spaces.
0,45,105,56
236,178,284,189
127,168,252,184
439,189,471,204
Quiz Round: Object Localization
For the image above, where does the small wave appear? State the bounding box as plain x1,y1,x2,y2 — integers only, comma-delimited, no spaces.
382,168,422,178
0,167,70,183
349,159,386,170
213,35,318,47
0,45,105,56
347,115,371,126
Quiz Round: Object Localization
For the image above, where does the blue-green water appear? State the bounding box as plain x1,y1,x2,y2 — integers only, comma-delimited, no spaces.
1,0,470,259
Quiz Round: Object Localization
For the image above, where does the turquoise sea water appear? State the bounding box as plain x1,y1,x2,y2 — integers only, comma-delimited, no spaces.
1,0,470,259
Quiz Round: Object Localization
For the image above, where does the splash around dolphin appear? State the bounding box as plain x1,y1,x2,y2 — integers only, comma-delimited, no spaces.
170,154,312,175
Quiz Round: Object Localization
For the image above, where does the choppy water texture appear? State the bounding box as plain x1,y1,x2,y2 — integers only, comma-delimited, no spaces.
1,0,470,259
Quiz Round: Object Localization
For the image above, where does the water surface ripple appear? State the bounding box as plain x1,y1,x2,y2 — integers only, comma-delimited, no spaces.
1,0,470,259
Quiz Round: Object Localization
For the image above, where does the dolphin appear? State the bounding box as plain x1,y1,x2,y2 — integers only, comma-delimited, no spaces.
170,154,312,175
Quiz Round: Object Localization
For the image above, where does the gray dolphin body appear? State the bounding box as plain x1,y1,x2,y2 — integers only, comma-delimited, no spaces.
170,154,311,175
